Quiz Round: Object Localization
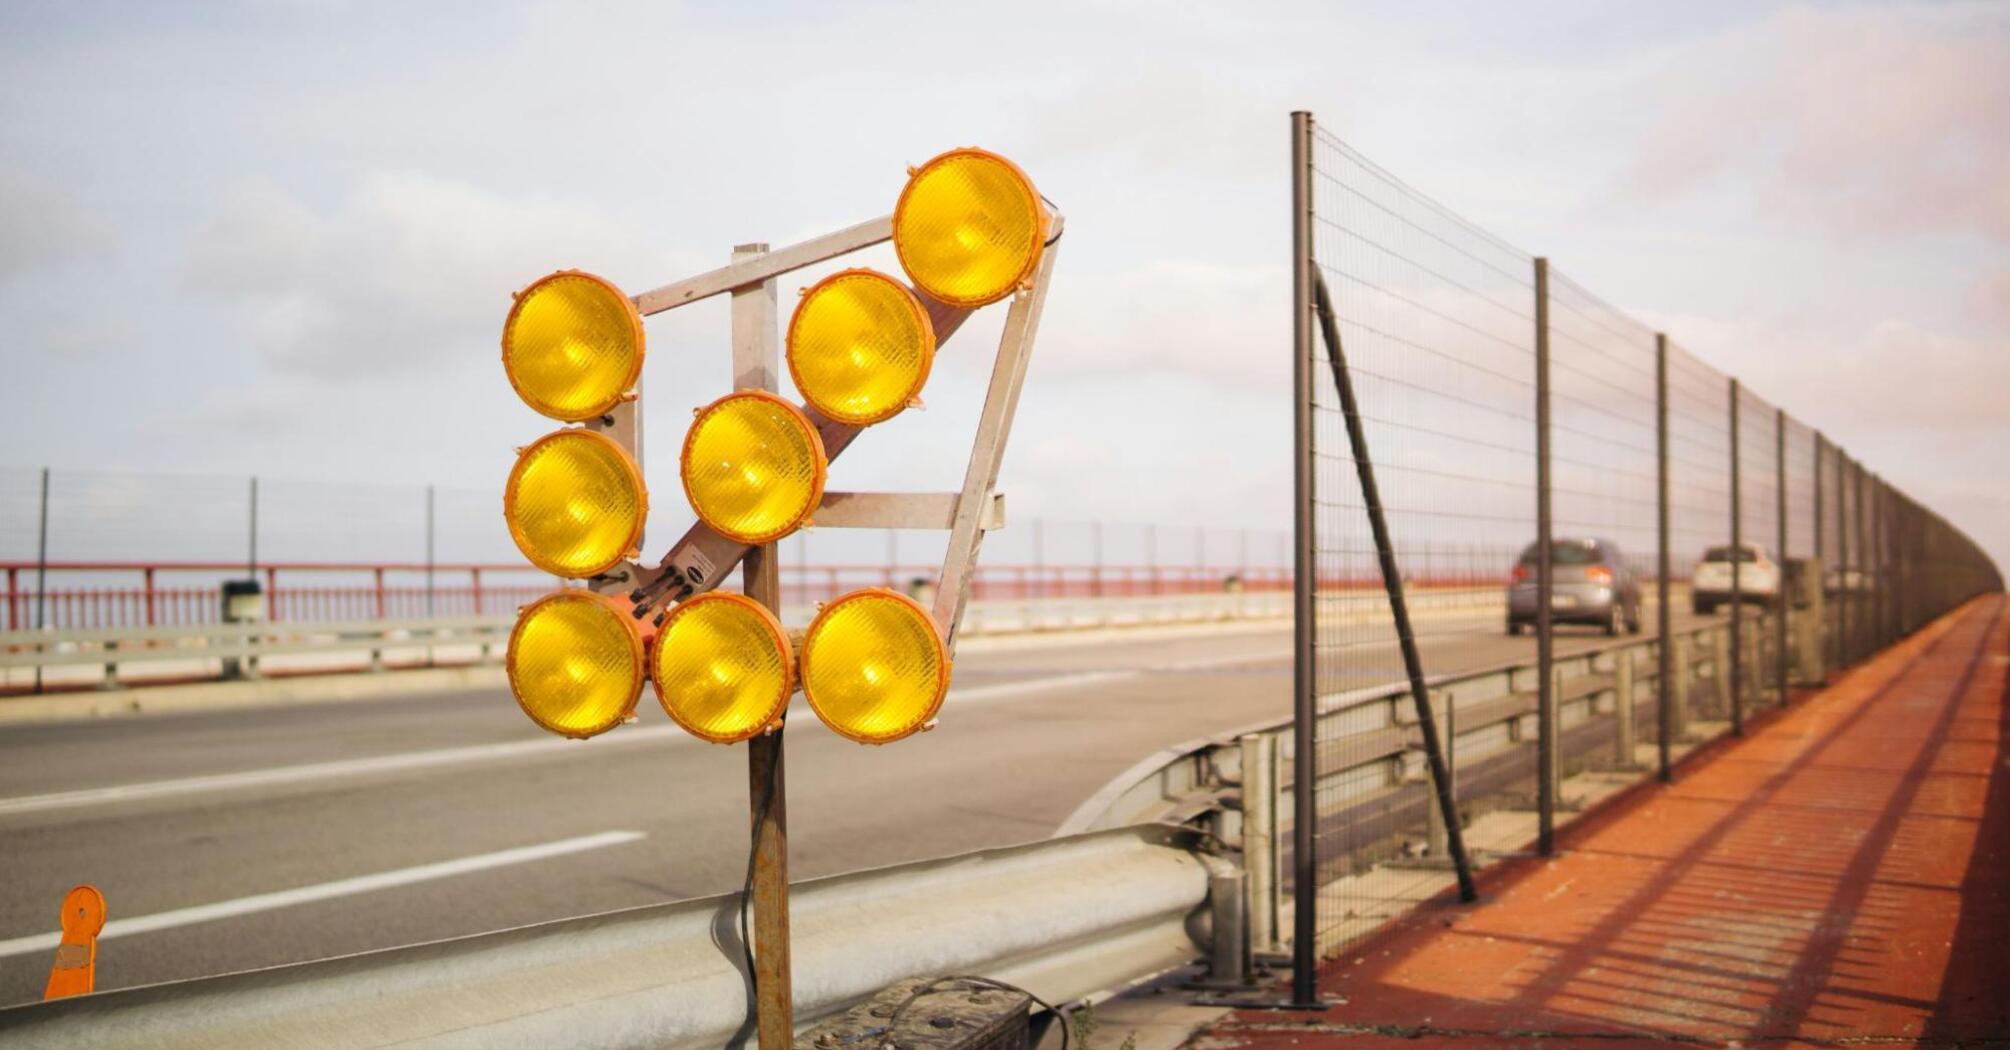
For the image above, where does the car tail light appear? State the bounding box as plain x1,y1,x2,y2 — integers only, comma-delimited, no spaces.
1511,565,1529,583
1587,566,1614,586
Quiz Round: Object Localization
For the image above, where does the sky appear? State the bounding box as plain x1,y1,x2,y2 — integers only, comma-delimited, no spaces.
2,0,2005,571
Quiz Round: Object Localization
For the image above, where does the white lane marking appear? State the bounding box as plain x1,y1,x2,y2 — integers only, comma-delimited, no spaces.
0,830,646,959
946,647,1294,707
0,727,686,817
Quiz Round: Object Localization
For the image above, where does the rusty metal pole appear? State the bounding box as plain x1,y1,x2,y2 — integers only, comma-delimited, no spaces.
731,242,793,1044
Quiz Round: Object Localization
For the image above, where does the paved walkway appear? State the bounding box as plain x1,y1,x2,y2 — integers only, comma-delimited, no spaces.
1201,596,2010,1048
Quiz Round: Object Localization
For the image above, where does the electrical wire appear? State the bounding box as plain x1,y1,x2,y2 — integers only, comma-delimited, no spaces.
739,722,785,1027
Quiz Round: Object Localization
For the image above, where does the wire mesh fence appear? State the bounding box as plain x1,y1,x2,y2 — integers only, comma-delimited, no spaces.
1303,122,1539,954
1289,110,2001,974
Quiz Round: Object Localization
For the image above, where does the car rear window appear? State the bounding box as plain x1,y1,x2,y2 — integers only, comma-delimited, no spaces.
1518,541,1604,566
1702,546,1756,562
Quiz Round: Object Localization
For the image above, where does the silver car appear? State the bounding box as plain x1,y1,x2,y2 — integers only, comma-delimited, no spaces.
1506,537,1643,636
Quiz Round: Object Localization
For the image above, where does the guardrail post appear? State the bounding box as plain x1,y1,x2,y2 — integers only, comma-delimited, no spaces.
1429,690,1457,855
1240,732,1279,955
1613,647,1635,766
100,640,119,691
1207,869,1251,987
1710,626,1730,718
1671,632,1692,741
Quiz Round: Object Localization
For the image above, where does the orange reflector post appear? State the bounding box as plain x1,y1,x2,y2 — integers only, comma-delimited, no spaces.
42,884,105,1001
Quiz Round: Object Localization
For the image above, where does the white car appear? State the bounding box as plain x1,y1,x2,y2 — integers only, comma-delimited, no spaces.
1691,543,1781,613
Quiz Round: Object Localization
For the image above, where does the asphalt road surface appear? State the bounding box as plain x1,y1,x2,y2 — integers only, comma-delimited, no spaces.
0,605,1716,1005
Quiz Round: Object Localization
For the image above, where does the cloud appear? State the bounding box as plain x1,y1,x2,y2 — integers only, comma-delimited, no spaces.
1624,4,2010,243
184,172,685,378
0,164,111,280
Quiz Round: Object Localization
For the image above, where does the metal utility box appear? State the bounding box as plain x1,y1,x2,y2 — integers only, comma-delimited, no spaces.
796,976,1031,1050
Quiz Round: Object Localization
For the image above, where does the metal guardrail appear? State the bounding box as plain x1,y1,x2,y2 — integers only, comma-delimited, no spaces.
1059,608,1801,955
0,825,1218,1049
0,591,1500,690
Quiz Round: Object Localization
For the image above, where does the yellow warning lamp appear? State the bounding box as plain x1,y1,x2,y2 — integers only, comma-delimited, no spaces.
800,588,951,744
651,591,794,743
507,589,646,739
892,148,1045,308
786,269,936,426
501,271,644,422
680,390,827,545
504,428,647,578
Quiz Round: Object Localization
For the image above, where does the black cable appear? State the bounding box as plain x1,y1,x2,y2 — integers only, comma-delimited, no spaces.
739,723,785,1027
883,975,1070,1050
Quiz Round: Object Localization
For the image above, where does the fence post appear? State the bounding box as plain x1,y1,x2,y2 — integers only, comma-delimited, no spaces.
1671,632,1691,741
1727,378,1743,735
33,466,49,694
1287,108,1323,1008
1813,431,1826,680
1852,457,1866,662
248,475,259,579
1533,257,1558,854
1654,334,1672,780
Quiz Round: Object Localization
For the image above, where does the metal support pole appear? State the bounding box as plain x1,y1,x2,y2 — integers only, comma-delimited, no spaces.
1287,110,1324,1008
1535,257,1558,854
1813,431,1825,678
1614,649,1636,766
1837,449,1851,668
33,466,49,695
732,242,793,1045
1314,273,1476,899
1853,458,1866,662
1727,379,1743,736
1774,408,1787,707
1240,732,1278,954
1654,334,1671,780
248,476,259,578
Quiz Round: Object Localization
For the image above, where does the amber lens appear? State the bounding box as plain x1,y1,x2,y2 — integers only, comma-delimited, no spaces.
502,271,643,421
508,590,644,738
681,392,826,545
652,592,793,743
786,270,935,426
801,589,950,744
893,149,1043,308
505,429,646,578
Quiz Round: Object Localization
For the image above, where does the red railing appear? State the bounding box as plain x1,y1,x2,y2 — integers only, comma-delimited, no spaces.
0,558,1514,631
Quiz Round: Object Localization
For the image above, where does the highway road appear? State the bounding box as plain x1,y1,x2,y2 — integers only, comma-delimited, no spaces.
0,604,1716,1005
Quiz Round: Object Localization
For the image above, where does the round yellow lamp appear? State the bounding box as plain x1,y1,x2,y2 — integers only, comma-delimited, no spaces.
507,589,645,738
502,270,644,422
892,148,1045,308
651,592,794,743
681,390,827,545
504,428,647,578
786,269,936,426
801,588,951,745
